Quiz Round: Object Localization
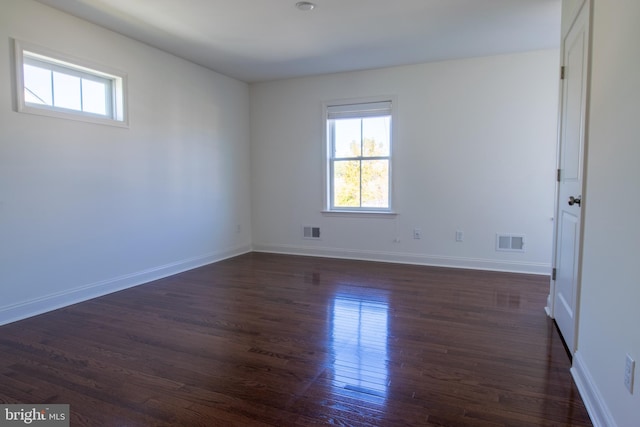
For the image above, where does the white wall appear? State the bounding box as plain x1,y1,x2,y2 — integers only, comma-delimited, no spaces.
0,0,251,325
571,1,640,426
250,50,559,274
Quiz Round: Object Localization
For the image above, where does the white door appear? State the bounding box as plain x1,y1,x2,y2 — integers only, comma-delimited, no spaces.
552,2,590,354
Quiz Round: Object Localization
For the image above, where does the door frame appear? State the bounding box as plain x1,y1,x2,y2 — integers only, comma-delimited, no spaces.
547,0,592,355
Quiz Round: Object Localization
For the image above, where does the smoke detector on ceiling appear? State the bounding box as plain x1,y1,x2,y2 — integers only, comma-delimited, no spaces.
295,2,316,11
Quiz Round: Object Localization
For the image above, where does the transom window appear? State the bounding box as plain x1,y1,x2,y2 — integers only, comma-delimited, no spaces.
326,100,393,212
14,40,127,126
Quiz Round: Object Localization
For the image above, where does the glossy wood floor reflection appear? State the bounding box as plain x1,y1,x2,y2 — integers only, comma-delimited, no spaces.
0,253,592,426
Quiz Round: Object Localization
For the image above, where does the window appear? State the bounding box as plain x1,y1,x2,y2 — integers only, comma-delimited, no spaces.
325,100,393,212
14,40,127,126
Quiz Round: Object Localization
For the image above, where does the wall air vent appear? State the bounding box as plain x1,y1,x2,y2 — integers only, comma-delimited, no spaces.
496,234,525,252
303,226,321,240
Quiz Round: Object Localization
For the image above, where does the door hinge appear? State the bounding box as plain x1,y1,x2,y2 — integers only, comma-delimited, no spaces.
552,268,557,281
560,66,565,80
557,169,561,182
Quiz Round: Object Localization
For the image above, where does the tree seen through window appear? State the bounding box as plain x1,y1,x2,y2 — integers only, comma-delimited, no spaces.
331,115,390,209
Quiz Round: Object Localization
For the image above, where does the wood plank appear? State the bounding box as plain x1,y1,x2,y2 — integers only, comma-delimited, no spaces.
0,253,592,426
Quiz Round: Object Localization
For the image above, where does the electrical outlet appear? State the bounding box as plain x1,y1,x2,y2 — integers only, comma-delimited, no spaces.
455,230,464,242
624,354,635,393
413,228,422,240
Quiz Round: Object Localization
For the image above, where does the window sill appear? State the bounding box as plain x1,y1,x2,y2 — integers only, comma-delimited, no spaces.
322,210,398,218
18,105,129,128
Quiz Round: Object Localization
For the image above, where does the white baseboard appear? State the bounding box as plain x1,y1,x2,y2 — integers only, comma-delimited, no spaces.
571,351,617,427
545,293,553,317
0,244,548,327
252,244,551,275
0,245,251,327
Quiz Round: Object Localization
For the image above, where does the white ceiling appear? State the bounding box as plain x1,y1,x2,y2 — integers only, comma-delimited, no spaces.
35,0,561,83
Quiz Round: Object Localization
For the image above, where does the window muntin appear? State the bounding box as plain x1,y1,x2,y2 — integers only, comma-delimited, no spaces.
327,101,392,211
15,40,127,127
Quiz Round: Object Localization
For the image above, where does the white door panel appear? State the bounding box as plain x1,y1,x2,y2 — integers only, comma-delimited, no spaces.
552,2,589,354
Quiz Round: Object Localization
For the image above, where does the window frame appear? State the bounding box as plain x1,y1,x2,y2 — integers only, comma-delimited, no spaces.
14,39,128,127
323,97,397,215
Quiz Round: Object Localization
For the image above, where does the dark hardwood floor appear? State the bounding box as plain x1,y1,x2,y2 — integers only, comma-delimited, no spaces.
0,253,592,426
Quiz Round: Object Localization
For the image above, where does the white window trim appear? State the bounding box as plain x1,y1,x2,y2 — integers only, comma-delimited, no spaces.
322,95,398,216
13,39,128,128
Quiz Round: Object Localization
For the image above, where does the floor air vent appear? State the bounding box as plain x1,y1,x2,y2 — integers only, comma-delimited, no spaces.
496,234,525,252
303,226,321,240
